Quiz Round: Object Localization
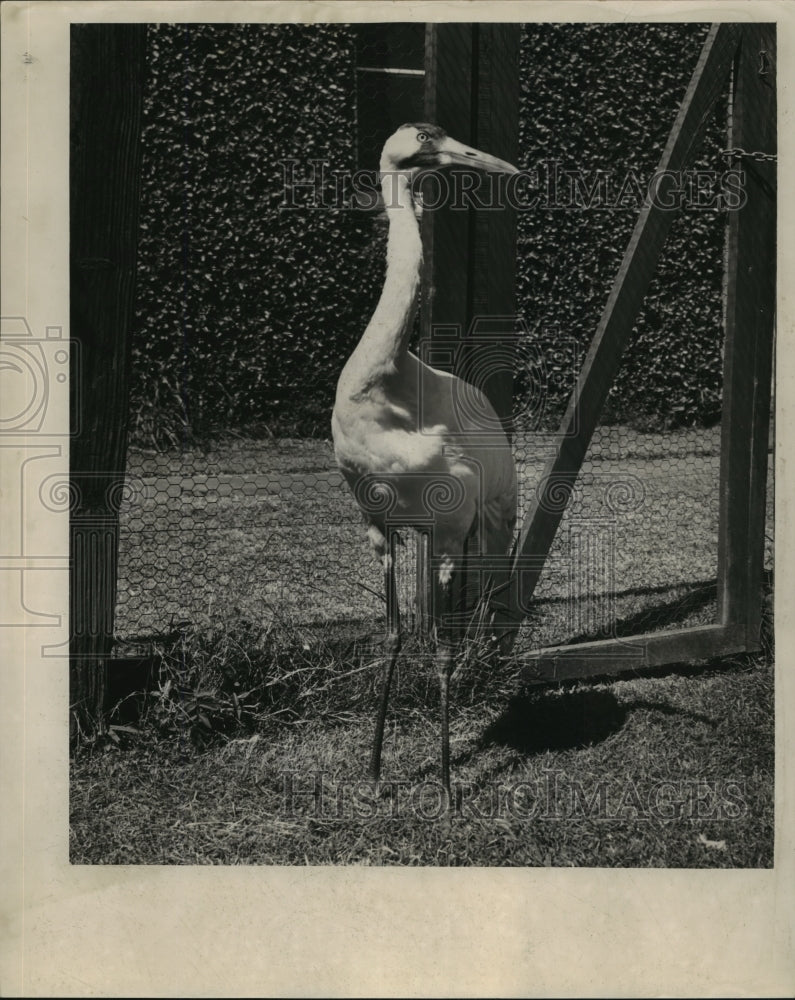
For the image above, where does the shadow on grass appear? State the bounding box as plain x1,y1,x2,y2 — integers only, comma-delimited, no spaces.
563,579,718,646
557,569,772,649
480,689,625,753
477,688,717,756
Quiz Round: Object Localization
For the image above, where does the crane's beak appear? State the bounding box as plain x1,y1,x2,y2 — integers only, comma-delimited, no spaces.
437,136,519,175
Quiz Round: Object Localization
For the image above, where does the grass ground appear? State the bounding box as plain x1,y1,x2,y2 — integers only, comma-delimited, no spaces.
70,648,773,866
70,429,774,866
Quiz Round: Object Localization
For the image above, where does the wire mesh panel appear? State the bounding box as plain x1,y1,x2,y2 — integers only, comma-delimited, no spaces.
116,23,469,646
116,23,385,645
116,443,382,639
114,22,773,669
114,21,429,642
512,195,731,648
115,440,433,640
510,22,774,664
514,400,728,652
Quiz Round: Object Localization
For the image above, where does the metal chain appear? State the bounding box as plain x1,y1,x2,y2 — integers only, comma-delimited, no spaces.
720,49,776,166
720,147,777,163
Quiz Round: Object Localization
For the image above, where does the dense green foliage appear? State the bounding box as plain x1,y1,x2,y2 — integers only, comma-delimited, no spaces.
131,22,728,444
516,22,726,430
132,23,382,443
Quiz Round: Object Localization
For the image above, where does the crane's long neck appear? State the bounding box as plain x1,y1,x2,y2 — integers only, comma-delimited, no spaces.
343,170,422,388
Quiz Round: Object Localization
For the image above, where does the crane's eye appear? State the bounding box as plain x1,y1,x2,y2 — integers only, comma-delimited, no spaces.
416,131,429,143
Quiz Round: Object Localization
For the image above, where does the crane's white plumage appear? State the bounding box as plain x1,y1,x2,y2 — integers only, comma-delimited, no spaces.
334,349,517,584
331,123,519,799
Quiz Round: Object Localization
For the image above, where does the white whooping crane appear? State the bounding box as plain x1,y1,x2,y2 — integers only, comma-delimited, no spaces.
332,123,518,805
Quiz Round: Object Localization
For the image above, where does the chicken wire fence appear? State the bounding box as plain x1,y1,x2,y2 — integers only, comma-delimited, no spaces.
113,23,774,656
114,414,773,655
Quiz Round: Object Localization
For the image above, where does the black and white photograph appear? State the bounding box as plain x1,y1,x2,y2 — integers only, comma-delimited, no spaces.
2,1,793,995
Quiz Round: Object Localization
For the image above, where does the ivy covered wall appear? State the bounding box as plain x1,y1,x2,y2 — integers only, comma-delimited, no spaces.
130,22,727,444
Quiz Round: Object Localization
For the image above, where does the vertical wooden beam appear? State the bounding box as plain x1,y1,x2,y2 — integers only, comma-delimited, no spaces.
421,24,520,634
511,23,741,616
422,24,520,425
420,24,475,629
717,24,776,646
70,24,147,734
422,23,474,353
469,24,520,429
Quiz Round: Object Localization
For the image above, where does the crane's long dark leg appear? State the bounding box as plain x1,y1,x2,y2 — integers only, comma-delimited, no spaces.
438,537,471,809
437,567,457,812
370,529,401,784
459,534,469,643
416,529,430,635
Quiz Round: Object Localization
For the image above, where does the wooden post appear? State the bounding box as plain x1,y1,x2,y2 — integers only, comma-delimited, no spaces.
422,23,520,429
422,23,475,353
716,24,776,646
70,24,146,734
421,24,521,630
510,23,742,617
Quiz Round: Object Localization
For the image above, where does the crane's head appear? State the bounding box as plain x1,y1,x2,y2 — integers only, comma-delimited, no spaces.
379,123,519,177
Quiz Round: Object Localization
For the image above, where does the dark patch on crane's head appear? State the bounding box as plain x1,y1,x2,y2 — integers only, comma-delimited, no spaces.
399,122,448,139
379,123,448,171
